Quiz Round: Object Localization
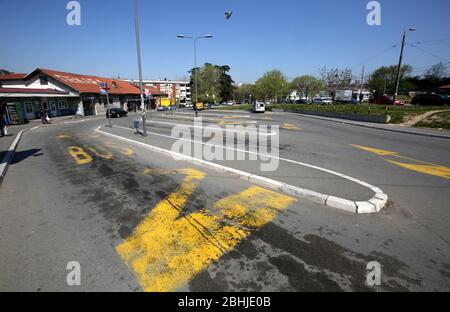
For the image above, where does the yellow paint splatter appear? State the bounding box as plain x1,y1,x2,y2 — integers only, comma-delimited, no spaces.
116,172,295,292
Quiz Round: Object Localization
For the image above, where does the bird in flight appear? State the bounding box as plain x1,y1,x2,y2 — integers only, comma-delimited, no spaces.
225,11,233,20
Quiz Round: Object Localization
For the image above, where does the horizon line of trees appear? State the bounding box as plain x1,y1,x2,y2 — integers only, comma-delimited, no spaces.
234,62,449,103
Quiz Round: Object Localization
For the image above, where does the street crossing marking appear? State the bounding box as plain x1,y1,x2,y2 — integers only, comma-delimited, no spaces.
116,169,295,292
352,144,450,179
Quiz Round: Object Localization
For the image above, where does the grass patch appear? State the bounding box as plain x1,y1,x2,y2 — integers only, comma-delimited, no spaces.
212,104,448,124
414,110,450,130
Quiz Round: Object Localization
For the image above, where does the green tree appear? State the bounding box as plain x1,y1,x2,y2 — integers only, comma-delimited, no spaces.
366,64,413,96
189,63,235,103
254,69,288,103
290,75,324,100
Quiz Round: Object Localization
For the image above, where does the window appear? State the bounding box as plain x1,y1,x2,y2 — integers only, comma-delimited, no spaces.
58,100,68,109
24,101,33,113
39,76,48,85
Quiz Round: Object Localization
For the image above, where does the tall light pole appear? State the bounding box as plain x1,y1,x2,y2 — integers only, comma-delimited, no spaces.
134,0,147,136
177,34,213,117
393,28,416,104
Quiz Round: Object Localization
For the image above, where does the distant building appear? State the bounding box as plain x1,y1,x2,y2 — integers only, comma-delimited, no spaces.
0,68,141,123
436,84,450,95
125,79,191,107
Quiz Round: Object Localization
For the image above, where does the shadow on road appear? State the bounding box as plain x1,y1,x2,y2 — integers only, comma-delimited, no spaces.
10,149,42,165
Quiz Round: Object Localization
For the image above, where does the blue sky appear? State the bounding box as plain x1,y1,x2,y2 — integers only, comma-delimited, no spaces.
0,0,449,83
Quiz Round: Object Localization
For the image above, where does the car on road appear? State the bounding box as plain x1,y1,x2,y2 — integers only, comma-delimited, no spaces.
106,108,128,118
253,101,266,113
411,93,450,106
370,95,402,105
156,105,165,111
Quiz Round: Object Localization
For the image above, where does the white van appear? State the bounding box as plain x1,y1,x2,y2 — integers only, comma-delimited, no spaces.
253,101,266,113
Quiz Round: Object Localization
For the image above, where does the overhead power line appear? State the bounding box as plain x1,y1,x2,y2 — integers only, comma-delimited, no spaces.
409,44,450,64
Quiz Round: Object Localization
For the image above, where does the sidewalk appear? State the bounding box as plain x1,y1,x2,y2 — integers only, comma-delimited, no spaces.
1,114,102,161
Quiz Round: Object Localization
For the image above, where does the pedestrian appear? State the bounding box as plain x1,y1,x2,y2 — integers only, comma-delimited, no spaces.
40,108,46,124
44,109,51,124
0,108,7,137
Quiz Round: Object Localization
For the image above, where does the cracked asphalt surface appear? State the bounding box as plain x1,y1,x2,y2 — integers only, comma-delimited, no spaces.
0,110,449,291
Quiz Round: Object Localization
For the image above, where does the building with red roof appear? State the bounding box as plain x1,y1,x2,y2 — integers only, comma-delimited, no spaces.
0,68,142,123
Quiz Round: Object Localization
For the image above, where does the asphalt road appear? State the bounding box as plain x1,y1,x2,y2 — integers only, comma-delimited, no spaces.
0,110,449,292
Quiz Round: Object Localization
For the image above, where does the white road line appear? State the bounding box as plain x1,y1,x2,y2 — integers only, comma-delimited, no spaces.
96,126,388,214
146,119,277,136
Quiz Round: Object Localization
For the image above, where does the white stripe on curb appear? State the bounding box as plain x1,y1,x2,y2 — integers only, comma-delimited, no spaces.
95,126,388,214
0,129,26,186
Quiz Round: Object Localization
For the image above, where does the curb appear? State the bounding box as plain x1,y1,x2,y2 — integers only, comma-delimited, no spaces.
0,129,26,186
95,127,388,214
281,112,450,140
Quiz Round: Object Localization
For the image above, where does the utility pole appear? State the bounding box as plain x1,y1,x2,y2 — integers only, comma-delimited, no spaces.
134,0,147,136
393,28,415,104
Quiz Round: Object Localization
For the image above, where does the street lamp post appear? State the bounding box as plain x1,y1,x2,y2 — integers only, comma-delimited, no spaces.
177,34,213,117
393,28,416,104
134,0,147,136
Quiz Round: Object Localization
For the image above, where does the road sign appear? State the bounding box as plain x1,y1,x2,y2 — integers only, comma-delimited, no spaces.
99,82,108,89
100,88,108,95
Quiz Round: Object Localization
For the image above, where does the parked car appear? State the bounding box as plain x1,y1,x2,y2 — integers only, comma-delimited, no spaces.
106,108,128,118
227,101,234,106
157,105,165,111
371,95,402,105
411,94,450,106
312,98,332,105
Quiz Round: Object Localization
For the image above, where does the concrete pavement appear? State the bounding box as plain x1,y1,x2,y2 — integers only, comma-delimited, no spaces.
0,111,449,291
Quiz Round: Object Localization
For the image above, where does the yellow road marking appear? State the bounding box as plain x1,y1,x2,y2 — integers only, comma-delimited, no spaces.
87,147,113,160
218,120,241,126
224,115,245,119
116,170,295,292
281,123,302,130
143,168,205,178
352,144,450,179
351,145,399,156
57,134,71,139
262,116,272,121
104,142,134,156
68,146,93,165
385,160,450,179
